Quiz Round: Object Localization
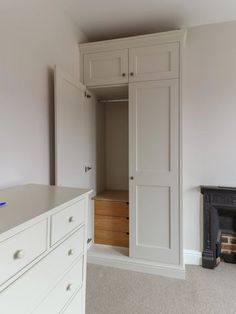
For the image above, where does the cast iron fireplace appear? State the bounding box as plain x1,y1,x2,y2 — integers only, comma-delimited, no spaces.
201,186,236,269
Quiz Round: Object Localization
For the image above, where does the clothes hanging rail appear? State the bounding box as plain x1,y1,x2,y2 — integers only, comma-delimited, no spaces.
98,98,128,103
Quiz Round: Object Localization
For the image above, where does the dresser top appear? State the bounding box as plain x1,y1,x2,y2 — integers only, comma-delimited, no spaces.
0,184,91,235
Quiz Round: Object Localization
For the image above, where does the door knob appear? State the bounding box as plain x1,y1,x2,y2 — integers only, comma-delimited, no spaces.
14,249,25,260
85,166,92,172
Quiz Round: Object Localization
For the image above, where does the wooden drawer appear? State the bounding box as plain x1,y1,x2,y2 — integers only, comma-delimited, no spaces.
0,219,47,286
95,200,128,217
51,199,85,246
95,215,129,232
95,230,129,247
33,258,83,314
0,227,84,314
61,287,83,314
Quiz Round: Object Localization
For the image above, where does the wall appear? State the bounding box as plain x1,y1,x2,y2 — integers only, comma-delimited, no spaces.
105,102,129,191
183,21,236,253
0,0,86,188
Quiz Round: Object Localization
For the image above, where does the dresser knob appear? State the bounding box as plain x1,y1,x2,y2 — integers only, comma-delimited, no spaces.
68,216,75,223
130,72,134,76
66,284,73,291
14,250,25,260
122,73,126,77
68,249,75,256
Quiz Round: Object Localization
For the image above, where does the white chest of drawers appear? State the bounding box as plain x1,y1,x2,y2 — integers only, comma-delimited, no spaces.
0,184,91,314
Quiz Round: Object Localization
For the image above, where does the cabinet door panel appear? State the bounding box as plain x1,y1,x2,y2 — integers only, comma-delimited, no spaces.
129,79,180,265
84,49,128,86
55,67,86,188
129,43,179,82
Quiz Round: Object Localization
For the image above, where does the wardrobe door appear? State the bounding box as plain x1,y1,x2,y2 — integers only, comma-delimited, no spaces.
129,79,181,265
129,43,179,82
84,49,128,86
54,66,87,188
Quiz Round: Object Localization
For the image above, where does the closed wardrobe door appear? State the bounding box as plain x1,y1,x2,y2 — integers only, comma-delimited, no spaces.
129,79,181,265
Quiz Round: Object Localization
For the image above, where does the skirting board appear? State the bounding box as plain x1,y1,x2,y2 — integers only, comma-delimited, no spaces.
87,244,185,280
184,249,202,265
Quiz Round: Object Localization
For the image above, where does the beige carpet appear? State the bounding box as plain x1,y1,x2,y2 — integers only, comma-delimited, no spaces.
86,262,236,314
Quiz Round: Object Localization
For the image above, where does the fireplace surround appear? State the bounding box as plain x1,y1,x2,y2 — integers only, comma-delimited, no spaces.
201,186,236,269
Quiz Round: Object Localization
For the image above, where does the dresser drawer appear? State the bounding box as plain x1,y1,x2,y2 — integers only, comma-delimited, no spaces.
51,199,85,245
0,227,84,314
0,219,47,286
95,230,129,247
95,200,129,217
33,258,83,314
95,215,129,232
61,287,83,314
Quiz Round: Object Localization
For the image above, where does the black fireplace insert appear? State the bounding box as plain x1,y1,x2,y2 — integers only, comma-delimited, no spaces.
201,186,236,269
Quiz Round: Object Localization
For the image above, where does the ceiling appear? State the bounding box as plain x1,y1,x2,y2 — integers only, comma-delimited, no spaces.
60,0,236,41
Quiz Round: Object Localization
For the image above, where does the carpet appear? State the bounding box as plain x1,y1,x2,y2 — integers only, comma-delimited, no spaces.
86,262,236,314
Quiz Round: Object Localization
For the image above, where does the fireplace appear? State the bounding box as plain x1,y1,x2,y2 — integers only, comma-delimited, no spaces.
201,186,236,269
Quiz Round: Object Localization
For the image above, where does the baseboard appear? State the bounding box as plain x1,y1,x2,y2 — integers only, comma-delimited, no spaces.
87,245,185,279
184,249,202,265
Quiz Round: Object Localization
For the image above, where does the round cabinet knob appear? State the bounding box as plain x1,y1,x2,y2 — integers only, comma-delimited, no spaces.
130,72,134,76
68,249,75,256
130,176,134,180
122,73,126,77
68,216,75,223
14,249,25,260
66,284,73,291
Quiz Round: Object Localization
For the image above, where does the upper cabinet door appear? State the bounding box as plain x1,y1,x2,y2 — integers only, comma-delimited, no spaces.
129,43,179,82
84,49,129,86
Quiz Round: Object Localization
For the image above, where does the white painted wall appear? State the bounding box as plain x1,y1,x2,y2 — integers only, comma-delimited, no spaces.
183,21,236,252
0,0,86,188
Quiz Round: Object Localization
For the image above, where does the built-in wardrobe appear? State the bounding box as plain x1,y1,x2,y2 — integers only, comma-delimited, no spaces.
55,30,186,279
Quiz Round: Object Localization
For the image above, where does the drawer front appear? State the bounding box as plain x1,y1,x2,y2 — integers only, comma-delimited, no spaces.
129,43,179,82
61,287,83,314
33,258,83,314
0,227,84,314
95,200,129,217
51,199,85,245
95,215,129,232
95,230,129,247
0,219,47,286
84,49,128,86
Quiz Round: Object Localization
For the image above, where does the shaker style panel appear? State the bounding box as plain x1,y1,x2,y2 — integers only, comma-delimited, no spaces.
129,79,180,264
84,49,128,86
129,43,179,82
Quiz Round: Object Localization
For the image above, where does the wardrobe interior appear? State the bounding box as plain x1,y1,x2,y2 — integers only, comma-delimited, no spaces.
93,86,130,248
